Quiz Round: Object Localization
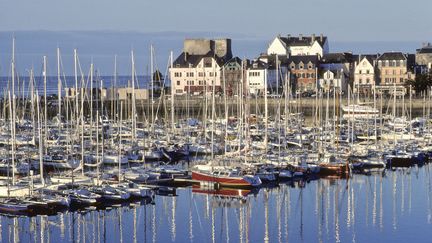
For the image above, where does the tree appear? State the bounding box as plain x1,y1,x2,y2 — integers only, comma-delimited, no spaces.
405,72,432,94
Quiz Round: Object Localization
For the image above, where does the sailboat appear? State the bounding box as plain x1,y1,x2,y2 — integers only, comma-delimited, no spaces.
192,164,261,189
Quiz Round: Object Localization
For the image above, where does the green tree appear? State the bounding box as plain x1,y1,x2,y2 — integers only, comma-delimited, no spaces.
405,72,432,94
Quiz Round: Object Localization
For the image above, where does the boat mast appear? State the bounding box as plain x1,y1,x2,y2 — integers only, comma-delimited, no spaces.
43,56,48,154
36,89,44,186
57,48,62,122
90,62,94,143
264,63,268,155
74,49,79,130
211,56,216,159
170,51,175,133
150,45,154,135
131,50,136,143
11,37,16,185
118,101,123,183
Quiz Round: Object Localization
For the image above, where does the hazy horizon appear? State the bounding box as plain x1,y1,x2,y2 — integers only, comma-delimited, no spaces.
0,30,427,76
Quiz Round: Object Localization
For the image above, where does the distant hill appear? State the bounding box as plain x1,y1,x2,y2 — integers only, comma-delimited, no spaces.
0,31,421,76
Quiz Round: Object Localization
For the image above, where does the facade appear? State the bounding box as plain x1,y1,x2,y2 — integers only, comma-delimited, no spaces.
267,34,329,57
377,52,415,86
353,55,378,95
246,60,268,95
320,52,355,86
65,87,148,101
287,55,319,92
318,69,346,92
222,57,243,96
246,55,287,95
416,43,432,71
169,39,232,95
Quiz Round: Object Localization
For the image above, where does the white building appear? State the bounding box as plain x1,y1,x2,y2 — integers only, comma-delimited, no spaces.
246,56,287,95
246,60,268,95
169,39,232,95
170,55,222,95
353,55,377,94
318,69,346,92
267,34,329,58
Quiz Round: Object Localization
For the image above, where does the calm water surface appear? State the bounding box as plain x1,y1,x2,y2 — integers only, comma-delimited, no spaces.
1,164,432,243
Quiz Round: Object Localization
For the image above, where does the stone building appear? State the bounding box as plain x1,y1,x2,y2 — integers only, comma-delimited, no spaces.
416,43,432,71
377,52,416,86
287,55,319,92
222,57,243,96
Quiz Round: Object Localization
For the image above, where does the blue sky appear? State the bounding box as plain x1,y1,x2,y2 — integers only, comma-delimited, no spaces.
1,0,430,41
0,0,430,75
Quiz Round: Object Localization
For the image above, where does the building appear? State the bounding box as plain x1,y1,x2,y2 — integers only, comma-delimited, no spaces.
318,69,346,92
320,52,356,85
65,87,149,101
222,57,243,96
287,55,319,92
267,34,329,57
416,43,432,71
353,55,378,95
377,52,416,86
246,60,268,95
246,55,287,95
169,38,232,95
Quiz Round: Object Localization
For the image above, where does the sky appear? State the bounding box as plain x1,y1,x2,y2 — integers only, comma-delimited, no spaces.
0,0,430,75
1,0,430,41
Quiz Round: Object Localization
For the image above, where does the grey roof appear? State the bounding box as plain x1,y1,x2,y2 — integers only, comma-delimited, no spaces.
279,35,327,47
354,54,378,64
321,52,354,64
377,52,407,61
225,56,242,65
417,46,432,54
248,60,269,70
287,55,319,65
173,51,227,68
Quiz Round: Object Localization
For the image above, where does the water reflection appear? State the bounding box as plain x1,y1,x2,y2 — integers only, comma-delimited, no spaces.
1,165,432,242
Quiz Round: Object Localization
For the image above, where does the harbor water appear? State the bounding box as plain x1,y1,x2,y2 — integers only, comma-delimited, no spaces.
1,163,431,243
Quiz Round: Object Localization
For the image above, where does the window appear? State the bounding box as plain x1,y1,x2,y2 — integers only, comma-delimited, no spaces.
366,70,370,74
199,72,204,77
359,70,362,74
176,81,180,85
393,70,396,75
400,78,403,83
366,78,370,84
359,78,362,84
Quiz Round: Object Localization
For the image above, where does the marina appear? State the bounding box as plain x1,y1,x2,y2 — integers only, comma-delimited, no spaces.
0,29,431,243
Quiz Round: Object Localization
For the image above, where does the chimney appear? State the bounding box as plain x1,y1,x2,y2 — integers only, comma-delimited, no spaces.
299,34,303,40
287,34,291,39
320,33,323,42
184,52,188,62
